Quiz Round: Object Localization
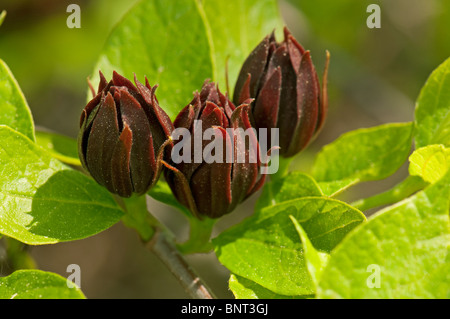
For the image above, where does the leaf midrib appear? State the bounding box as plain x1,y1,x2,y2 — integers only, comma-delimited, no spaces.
194,0,217,82
0,190,120,211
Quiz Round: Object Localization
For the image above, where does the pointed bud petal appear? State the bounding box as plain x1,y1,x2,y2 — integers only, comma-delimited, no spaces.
98,70,108,92
110,124,133,197
286,51,320,157
236,74,252,105
118,88,155,194
112,71,138,92
315,50,330,135
230,104,261,201
233,34,271,104
85,92,120,190
163,160,201,219
253,67,281,130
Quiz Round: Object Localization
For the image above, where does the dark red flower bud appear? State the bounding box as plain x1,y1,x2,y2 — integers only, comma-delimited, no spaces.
78,71,174,197
164,80,266,219
234,27,330,158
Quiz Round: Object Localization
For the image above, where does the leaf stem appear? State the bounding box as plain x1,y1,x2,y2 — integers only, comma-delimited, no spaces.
120,195,158,242
1,237,36,274
271,155,293,181
177,217,216,254
350,175,428,212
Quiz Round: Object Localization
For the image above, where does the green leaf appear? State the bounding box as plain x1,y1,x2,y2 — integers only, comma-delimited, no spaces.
213,197,365,296
200,0,283,92
255,172,323,213
92,0,212,120
0,270,85,299
285,0,367,53
409,144,450,184
415,57,450,148
0,126,123,245
317,171,450,299
318,178,360,197
312,123,414,190
92,0,283,120
290,215,329,286
229,274,311,299
35,130,81,166
0,59,35,141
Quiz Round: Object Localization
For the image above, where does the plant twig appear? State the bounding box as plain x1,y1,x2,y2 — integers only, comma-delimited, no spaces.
119,195,216,299
147,229,216,299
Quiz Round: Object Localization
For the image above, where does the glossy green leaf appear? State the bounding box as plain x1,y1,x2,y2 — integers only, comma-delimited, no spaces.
290,215,329,286
229,274,311,299
0,270,85,299
0,126,123,245
35,130,81,166
318,178,359,197
318,171,450,299
213,197,365,296
200,0,283,92
92,0,212,120
312,123,413,190
0,59,35,141
409,144,450,184
255,172,323,213
285,0,367,53
92,0,283,120
415,57,450,148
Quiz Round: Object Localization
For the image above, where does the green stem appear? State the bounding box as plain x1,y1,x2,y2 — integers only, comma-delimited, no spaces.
177,217,216,254
1,237,36,273
120,195,159,242
271,155,293,181
351,175,428,212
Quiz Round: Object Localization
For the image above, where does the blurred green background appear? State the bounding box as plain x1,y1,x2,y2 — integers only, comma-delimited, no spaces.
0,0,449,298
